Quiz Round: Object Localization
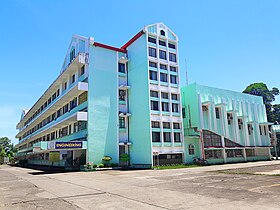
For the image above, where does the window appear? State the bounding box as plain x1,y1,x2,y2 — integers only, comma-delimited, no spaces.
170,75,177,84
119,90,126,101
248,124,253,135
52,93,57,101
205,150,222,159
151,101,159,111
173,123,180,129
152,132,161,142
168,43,176,49
149,47,157,57
188,144,195,155
71,74,75,84
160,73,168,82
170,66,177,72
264,126,267,135
150,90,158,98
160,64,167,70
151,121,160,128
163,122,170,129
160,30,165,36
118,63,125,73
171,94,178,100
203,130,222,147
149,61,157,68
182,107,186,118
70,97,77,110
63,82,67,91
63,104,69,114
57,89,60,97
238,118,243,130
163,132,171,142
159,50,167,60
48,97,51,105
172,103,179,113
159,40,166,46
161,92,169,99
80,65,85,75
149,71,158,81
215,107,220,119
169,53,177,62
227,113,233,125
162,102,169,112
148,37,156,44
174,133,181,142
259,125,263,135
119,117,125,128
224,138,243,147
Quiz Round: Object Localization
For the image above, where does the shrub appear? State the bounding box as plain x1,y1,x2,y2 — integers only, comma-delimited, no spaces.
119,153,130,162
102,156,112,161
110,163,118,167
98,164,104,168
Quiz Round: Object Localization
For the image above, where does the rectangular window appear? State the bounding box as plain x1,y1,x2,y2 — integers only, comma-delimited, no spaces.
57,89,60,97
264,126,267,135
71,74,75,84
171,93,178,100
70,97,77,110
248,124,253,135
119,90,126,101
151,101,159,111
52,93,57,101
159,40,166,46
63,82,67,91
173,123,180,129
152,132,161,142
63,104,69,114
150,90,158,98
80,65,85,75
119,117,125,128
259,125,263,135
163,122,170,129
170,66,177,72
163,132,171,142
48,97,51,105
174,133,181,142
160,73,168,82
149,61,157,68
215,107,220,119
168,43,176,49
160,64,167,70
118,63,125,73
172,103,179,113
162,102,169,112
188,144,195,155
149,71,158,81
161,92,169,99
169,53,177,62
149,47,157,58
151,121,160,128
159,50,167,60
148,37,156,44
170,75,177,84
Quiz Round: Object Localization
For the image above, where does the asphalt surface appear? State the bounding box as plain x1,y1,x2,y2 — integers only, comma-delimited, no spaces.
0,161,280,210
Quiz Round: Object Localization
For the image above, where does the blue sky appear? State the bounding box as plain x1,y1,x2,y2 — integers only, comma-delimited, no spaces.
0,0,279,144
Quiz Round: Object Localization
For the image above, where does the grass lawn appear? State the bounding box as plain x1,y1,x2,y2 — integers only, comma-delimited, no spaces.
153,164,201,170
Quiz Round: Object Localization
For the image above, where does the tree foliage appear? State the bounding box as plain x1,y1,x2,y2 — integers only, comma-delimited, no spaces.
243,83,280,123
0,137,15,157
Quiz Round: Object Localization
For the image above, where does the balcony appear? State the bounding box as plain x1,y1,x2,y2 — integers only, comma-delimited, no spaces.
16,82,88,138
16,53,89,130
18,102,88,145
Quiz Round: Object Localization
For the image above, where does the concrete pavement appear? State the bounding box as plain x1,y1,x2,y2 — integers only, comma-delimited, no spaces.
1,160,280,209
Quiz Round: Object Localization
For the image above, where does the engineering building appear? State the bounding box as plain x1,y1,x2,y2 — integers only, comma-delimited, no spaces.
181,83,272,164
15,23,184,168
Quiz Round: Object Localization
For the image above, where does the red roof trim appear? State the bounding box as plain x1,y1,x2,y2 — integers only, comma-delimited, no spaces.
94,42,127,53
121,30,145,49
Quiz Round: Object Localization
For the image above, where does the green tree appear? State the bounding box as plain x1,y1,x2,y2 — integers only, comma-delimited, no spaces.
243,83,280,122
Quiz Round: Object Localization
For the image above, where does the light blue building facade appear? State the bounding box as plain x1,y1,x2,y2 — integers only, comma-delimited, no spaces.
15,23,184,168
181,83,272,164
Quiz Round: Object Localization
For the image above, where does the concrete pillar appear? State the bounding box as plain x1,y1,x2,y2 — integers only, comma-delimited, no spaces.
243,148,247,162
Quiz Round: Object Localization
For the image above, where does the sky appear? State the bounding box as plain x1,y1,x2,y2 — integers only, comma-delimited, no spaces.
0,0,279,144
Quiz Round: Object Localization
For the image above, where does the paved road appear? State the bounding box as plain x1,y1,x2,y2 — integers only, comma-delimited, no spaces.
0,161,280,210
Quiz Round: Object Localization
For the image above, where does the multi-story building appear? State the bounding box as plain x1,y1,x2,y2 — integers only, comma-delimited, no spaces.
15,23,184,168
271,125,280,157
181,83,272,164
